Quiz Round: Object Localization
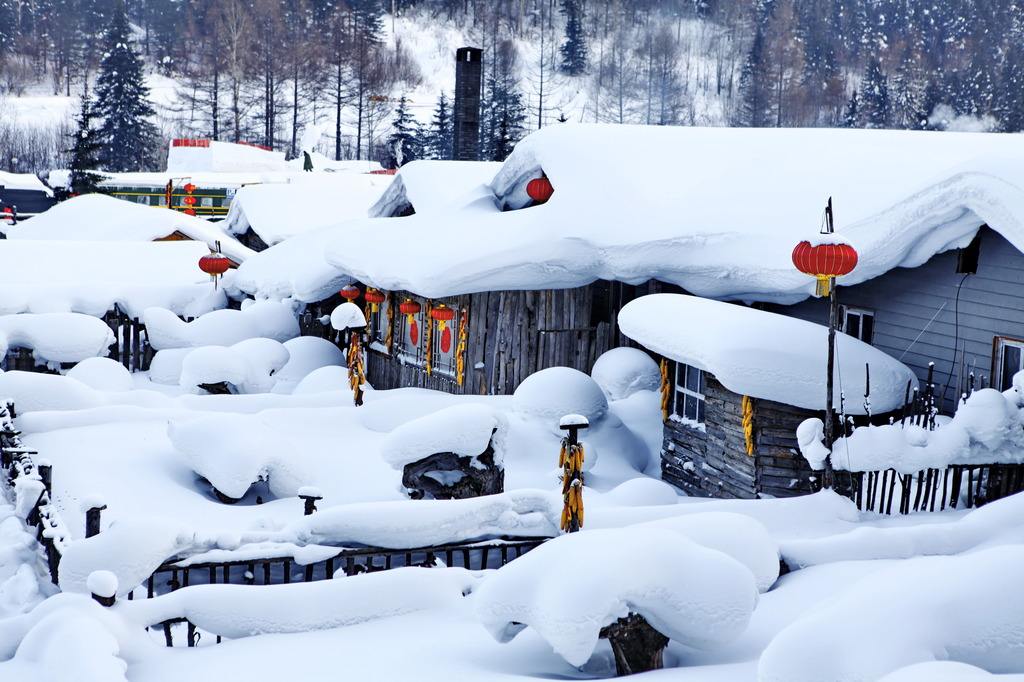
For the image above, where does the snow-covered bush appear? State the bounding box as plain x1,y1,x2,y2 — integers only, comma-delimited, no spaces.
474,526,758,668
758,545,1024,682
512,367,608,423
270,337,346,394
0,313,115,367
65,358,133,392
143,300,298,350
381,404,506,469
590,348,660,401
178,338,290,394
292,365,349,394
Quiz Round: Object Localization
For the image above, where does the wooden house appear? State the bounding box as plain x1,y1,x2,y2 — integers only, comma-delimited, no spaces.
0,171,55,221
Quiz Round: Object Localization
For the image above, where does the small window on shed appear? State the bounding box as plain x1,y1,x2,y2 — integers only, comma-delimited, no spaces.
994,337,1024,391
672,362,706,426
840,306,875,344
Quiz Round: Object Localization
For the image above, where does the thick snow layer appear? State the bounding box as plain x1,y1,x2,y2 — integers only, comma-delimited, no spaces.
381,404,506,468
292,365,350,394
620,294,917,414
590,347,661,401
65,358,133,391
782,490,1024,568
368,160,502,217
0,240,227,317
5,194,253,263
512,367,608,423
178,338,290,394
315,125,1024,301
271,337,346,394
330,302,366,331
0,313,115,366
0,170,52,195
800,379,1024,472
222,173,391,246
121,567,474,637
758,545,1024,682
474,526,758,667
879,662,1024,681
167,139,287,173
143,301,298,350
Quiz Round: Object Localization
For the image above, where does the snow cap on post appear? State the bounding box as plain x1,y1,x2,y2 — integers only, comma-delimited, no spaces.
87,570,118,606
330,302,367,331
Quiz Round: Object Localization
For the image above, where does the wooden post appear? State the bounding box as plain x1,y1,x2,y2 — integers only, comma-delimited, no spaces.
298,489,323,516
85,504,106,538
38,462,52,495
822,198,838,490
600,613,669,676
558,415,588,533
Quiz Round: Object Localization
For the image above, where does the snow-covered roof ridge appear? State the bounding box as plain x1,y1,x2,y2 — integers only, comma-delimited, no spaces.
5,194,254,264
311,125,1024,302
368,160,502,218
619,294,917,414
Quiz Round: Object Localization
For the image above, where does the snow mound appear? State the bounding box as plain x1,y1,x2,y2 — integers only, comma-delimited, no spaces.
330,302,366,330
270,337,346,393
800,381,1024,473
620,294,917,414
474,526,758,667
66,358,132,392
0,313,115,366
85,571,118,598
590,348,661,401
758,545,1024,682
597,478,679,507
0,371,101,412
381,404,506,469
878,662,1014,681
143,300,298,350
179,338,290,394
146,348,190,385
512,367,608,424
292,365,349,394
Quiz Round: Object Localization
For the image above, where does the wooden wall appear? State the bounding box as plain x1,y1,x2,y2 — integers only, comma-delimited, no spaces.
363,280,663,395
661,375,817,499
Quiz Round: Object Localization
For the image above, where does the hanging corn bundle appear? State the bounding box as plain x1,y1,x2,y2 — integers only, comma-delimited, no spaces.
423,300,434,376
558,415,589,533
658,358,671,422
455,310,469,386
384,293,395,353
741,395,755,456
347,331,366,406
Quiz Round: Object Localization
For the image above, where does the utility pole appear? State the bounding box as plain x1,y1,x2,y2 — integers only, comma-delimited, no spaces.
823,197,837,489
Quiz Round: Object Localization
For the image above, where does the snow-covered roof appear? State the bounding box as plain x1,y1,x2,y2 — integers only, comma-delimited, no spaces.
222,173,392,246
295,124,1024,302
368,160,502,217
0,170,52,196
0,240,227,318
231,223,353,302
167,140,288,173
619,294,917,414
4,194,253,263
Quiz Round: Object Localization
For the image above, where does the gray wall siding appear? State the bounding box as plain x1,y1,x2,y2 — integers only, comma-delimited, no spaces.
777,228,1024,412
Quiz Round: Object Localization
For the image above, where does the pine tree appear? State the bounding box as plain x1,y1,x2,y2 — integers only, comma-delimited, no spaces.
559,0,588,76
0,0,18,60
859,57,891,128
425,92,453,160
67,93,104,195
842,89,859,127
94,1,160,171
385,96,422,168
735,27,772,126
995,46,1024,132
482,43,526,162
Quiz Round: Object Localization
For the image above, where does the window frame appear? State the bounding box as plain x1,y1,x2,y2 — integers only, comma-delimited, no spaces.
993,336,1024,391
429,303,461,377
366,294,392,354
672,361,706,426
840,305,875,344
396,296,427,366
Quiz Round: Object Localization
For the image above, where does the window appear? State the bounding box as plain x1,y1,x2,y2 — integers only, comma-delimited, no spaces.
430,305,461,376
397,298,426,365
994,337,1024,391
673,362,706,425
201,197,214,207
367,295,391,352
136,195,149,205
841,306,875,344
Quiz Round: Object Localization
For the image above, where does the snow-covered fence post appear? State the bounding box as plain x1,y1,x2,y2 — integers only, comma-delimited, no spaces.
298,487,323,516
558,414,588,533
85,502,106,538
88,570,117,607
37,460,52,496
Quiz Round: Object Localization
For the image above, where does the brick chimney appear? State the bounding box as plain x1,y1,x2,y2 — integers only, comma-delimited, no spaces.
452,47,483,161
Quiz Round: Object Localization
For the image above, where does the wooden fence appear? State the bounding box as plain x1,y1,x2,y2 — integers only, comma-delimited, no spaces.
102,307,157,372
835,463,1024,514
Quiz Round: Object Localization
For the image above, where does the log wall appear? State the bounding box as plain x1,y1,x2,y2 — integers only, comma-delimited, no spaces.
661,375,818,499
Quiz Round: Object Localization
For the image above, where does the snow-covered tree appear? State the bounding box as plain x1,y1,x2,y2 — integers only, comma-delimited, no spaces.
385,96,422,168
859,57,891,128
735,27,772,127
482,41,527,162
559,0,588,76
842,89,859,128
94,1,160,171
424,92,453,160
67,93,104,195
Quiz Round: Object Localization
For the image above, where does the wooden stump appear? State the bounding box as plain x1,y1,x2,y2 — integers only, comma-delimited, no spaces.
599,613,669,676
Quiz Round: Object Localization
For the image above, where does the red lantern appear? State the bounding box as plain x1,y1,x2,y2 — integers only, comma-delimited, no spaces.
429,304,456,330
526,176,554,203
365,288,386,312
183,183,197,194
183,195,197,206
792,241,858,297
339,285,360,302
184,208,197,216
199,253,231,276
399,299,421,345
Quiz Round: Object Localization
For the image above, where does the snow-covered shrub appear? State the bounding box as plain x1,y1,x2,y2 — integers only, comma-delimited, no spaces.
143,300,298,350
271,336,346,394
292,365,349,394
474,526,758,668
381,404,506,469
178,338,290,394
0,313,116,367
758,545,1024,682
596,478,679,507
65,358,133,392
146,348,190,385
512,367,608,423
590,348,660,401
